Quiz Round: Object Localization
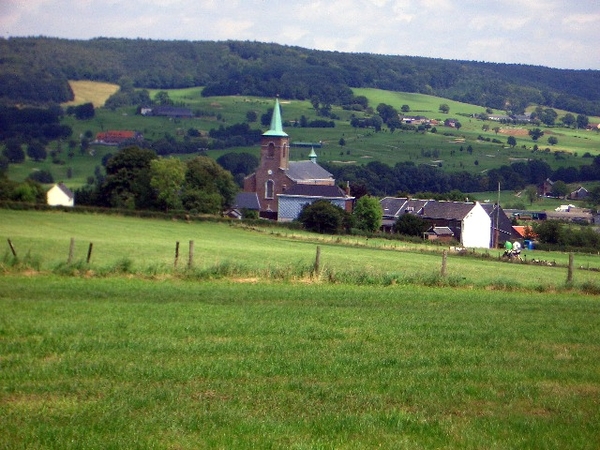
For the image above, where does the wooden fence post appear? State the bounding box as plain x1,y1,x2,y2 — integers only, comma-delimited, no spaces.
86,243,93,264
567,252,574,284
188,240,194,269
174,241,180,269
7,239,17,257
313,246,321,276
68,237,75,264
441,250,448,277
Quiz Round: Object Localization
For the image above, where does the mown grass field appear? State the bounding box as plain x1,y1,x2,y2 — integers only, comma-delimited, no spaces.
1,210,600,448
64,80,120,107
1,271,599,448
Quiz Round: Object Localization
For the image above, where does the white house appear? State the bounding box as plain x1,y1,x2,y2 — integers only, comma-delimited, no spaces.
47,183,74,207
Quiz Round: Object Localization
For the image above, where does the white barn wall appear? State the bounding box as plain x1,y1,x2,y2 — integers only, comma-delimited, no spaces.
461,202,491,248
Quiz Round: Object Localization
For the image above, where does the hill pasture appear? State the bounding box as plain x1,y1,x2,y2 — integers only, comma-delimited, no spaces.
6,84,600,194
1,209,600,449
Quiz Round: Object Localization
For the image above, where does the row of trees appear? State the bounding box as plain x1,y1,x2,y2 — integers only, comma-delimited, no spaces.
323,156,600,197
2,37,599,116
298,196,382,234
75,146,238,214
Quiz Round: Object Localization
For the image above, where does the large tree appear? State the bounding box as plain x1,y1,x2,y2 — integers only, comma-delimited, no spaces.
2,139,25,163
353,196,382,233
101,146,157,209
298,200,349,234
393,214,429,236
150,157,186,211
528,128,544,141
27,141,47,162
183,156,238,214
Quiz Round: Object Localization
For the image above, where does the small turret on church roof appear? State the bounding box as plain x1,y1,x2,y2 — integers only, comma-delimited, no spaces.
262,98,288,137
308,147,317,163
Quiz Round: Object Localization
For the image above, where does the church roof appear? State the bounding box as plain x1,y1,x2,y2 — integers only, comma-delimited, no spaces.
262,98,288,137
279,184,347,198
287,161,333,183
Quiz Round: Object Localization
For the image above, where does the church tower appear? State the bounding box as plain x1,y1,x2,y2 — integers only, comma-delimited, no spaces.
246,99,290,214
242,98,336,219
260,98,289,171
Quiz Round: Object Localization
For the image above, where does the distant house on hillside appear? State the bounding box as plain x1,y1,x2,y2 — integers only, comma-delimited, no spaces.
47,182,74,207
146,106,194,118
538,178,554,197
94,130,142,145
569,186,588,200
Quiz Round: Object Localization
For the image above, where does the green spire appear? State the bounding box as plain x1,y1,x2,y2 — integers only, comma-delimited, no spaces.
263,98,288,137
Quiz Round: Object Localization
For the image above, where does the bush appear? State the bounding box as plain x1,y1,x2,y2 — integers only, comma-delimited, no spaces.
298,200,350,234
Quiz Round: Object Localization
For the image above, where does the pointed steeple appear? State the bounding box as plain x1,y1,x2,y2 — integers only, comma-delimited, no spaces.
308,147,317,163
263,98,288,137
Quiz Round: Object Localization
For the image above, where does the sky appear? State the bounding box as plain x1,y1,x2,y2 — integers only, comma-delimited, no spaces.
2,0,599,70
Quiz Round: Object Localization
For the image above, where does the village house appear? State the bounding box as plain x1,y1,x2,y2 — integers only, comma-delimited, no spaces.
569,186,588,200
242,99,354,220
537,178,555,197
380,197,492,248
47,182,74,207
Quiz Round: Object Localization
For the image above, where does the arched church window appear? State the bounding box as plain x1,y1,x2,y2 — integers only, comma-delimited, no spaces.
265,179,274,199
267,142,275,159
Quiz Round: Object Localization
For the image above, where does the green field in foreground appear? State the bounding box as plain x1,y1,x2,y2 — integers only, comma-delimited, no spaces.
1,276,599,449
2,209,600,291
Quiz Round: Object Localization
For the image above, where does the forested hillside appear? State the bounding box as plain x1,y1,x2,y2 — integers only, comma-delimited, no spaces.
1,37,600,115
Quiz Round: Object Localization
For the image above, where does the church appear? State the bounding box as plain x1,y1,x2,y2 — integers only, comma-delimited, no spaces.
242,99,354,221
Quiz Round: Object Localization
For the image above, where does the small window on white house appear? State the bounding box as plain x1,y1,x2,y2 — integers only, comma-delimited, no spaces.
265,180,274,199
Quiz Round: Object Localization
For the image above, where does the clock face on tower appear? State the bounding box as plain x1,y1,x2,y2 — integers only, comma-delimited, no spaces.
268,170,272,175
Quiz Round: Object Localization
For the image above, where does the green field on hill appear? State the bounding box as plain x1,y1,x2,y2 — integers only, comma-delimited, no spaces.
6,84,600,193
3,210,600,289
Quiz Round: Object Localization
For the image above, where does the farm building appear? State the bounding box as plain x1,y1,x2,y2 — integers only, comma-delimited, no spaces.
569,186,588,200
538,178,555,197
480,202,521,248
424,226,455,242
94,130,142,145
47,182,74,207
146,106,194,118
380,197,492,248
244,99,353,220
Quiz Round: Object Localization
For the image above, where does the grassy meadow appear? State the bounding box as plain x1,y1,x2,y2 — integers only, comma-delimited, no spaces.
1,269,600,448
3,209,600,289
2,210,600,448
